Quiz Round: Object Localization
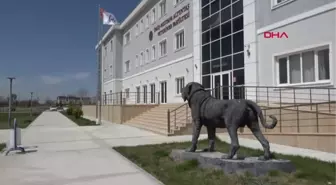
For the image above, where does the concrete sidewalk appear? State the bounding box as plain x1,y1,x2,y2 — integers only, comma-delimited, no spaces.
0,112,335,185
0,112,165,185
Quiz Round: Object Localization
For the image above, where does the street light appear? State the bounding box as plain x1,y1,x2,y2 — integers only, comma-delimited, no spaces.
7,77,15,128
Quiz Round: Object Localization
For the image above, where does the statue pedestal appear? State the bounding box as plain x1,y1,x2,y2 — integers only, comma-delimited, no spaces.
170,149,296,176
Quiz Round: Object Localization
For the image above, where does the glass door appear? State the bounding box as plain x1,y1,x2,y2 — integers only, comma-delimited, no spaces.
160,81,167,103
212,72,231,100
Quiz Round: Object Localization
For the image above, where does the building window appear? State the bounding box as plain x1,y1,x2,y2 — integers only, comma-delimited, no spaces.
150,83,156,103
146,49,150,63
272,0,293,8
135,24,139,36
159,0,166,17
125,88,130,98
176,77,185,94
140,52,144,65
110,40,113,51
152,8,156,24
135,55,139,68
136,86,140,103
175,29,185,50
109,65,113,76
201,0,244,90
124,32,130,45
174,0,183,5
152,45,156,60
125,60,130,73
143,85,147,103
159,39,167,57
146,14,149,28
277,47,330,86
140,19,144,33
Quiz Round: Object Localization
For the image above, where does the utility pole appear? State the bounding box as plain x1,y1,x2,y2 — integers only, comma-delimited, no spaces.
30,92,33,117
7,77,15,128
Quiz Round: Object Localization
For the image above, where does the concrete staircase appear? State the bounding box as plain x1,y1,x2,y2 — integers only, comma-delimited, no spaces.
124,103,186,135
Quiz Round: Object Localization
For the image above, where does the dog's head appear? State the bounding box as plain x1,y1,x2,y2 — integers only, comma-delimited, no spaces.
181,82,205,102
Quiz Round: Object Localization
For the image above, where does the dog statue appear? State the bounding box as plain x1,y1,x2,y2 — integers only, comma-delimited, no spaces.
181,82,278,160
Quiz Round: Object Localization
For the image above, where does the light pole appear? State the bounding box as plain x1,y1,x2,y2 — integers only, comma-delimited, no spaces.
30,92,33,117
7,77,15,128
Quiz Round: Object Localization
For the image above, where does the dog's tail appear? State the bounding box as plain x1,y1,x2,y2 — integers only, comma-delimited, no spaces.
245,100,278,129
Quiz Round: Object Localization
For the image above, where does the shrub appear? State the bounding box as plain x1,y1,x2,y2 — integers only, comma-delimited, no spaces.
73,108,83,119
67,106,73,115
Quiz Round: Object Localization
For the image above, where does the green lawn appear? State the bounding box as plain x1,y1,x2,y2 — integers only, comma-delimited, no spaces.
0,143,5,151
61,112,98,126
115,138,335,185
0,112,41,129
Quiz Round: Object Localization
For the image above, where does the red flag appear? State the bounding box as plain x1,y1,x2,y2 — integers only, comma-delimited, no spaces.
99,8,105,18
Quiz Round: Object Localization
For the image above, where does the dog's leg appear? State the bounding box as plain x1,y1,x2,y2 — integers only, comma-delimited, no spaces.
186,118,202,152
202,126,216,152
248,123,272,160
222,126,240,159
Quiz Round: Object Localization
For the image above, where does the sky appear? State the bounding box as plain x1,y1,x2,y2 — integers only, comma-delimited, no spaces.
0,0,140,101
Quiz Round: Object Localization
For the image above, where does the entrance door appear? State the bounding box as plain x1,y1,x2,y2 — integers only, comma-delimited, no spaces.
160,81,167,103
212,72,231,100
150,84,156,103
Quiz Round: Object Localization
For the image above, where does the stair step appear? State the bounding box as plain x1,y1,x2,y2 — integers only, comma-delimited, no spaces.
126,121,168,130
127,123,168,135
128,117,167,124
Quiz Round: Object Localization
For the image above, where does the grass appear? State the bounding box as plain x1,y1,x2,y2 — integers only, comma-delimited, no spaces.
61,112,97,126
0,143,5,151
115,138,335,185
0,112,41,129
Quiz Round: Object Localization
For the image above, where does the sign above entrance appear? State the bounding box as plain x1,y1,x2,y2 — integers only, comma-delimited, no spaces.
154,4,190,36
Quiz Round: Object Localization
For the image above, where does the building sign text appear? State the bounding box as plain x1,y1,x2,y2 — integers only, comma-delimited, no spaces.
154,4,190,36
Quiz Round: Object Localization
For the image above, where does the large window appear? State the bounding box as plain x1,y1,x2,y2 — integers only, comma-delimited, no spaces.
124,60,130,73
152,8,156,24
124,32,130,45
272,0,293,8
140,52,144,66
277,47,330,85
201,0,244,90
175,29,185,51
176,77,185,94
135,55,139,68
159,39,167,57
152,45,156,60
159,0,166,17
136,87,140,103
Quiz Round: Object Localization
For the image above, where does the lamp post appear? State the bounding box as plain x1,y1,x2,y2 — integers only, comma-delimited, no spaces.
7,77,15,128
30,92,33,117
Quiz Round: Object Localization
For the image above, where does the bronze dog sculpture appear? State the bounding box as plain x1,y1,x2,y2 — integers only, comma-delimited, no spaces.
182,82,278,160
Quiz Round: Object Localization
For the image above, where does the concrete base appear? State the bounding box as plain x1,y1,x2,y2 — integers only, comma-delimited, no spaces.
170,149,296,176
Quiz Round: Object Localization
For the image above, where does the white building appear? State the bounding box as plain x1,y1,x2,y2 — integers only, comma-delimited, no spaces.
96,0,335,105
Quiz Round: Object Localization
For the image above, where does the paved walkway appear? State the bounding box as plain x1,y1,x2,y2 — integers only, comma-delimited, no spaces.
0,112,335,185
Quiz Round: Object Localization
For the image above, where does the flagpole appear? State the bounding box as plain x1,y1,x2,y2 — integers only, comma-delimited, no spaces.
96,4,102,125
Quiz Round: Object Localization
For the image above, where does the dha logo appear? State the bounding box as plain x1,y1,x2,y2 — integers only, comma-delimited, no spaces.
263,31,288,39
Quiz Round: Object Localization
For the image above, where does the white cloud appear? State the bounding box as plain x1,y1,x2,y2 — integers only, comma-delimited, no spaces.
71,72,90,80
41,75,63,85
40,72,90,85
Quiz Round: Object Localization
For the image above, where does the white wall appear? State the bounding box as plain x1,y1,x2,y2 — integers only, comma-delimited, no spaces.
257,8,336,103
122,54,194,103
243,0,259,101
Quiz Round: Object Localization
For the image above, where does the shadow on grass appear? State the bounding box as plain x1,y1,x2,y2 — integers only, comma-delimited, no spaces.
114,137,335,185
61,112,98,126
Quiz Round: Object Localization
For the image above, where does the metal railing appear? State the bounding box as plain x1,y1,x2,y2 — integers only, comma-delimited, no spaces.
102,92,160,105
167,85,336,134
